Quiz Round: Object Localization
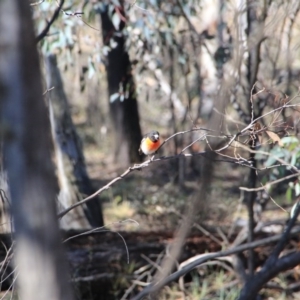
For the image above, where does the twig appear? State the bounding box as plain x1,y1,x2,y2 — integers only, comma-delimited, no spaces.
269,195,287,213
170,208,223,246
180,134,206,153
63,219,139,264
36,0,64,42
58,128,213,219
43,86,55,95
0,269,18,300
60,8,102,32
57,160,157,218
240,172,300,192
121,270,151,300
140,254,163,273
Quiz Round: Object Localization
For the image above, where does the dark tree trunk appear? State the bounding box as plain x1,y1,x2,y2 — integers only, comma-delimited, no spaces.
99,4,142,165
0,1,74,299
45,54,104,228
244,0,265,276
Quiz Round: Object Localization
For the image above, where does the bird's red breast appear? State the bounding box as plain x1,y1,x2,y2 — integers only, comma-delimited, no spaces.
144,136,161,152
139,131,161,155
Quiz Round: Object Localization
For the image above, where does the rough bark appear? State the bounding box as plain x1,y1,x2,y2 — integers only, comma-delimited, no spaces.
0,170,11,233
244,0,267,276
45,54,104,229
0,1,74,299
99,4,142,165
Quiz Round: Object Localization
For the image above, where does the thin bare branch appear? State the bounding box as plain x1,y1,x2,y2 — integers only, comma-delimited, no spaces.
36,0,64,42
240,172,300,192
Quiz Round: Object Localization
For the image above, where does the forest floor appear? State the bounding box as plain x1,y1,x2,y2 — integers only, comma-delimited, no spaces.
74,145,298,300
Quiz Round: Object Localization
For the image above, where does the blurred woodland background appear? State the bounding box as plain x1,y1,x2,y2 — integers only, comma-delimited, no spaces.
1,0,300,299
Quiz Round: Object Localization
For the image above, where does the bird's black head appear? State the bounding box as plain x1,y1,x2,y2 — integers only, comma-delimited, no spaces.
148,131,160,142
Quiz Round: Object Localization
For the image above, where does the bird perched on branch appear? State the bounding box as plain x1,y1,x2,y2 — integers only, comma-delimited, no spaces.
139,131,161,156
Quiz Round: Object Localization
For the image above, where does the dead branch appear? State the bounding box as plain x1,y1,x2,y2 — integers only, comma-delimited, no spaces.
237,202,300,299
240,172,300,192
36,0,64,42
131,226,300,300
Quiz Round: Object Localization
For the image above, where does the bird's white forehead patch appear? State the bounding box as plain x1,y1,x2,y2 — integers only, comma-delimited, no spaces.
153,134,159,140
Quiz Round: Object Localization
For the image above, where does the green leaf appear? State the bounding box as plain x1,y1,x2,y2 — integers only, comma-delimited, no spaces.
111,0,121,6
281,136,299,145
286,187,293,203
291,153,297,167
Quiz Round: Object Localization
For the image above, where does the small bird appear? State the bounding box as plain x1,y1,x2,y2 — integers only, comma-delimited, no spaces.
139,131,161,156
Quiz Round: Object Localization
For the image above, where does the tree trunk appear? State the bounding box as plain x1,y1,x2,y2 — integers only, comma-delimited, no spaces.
0,169,11,233
45,54,104,229
244,0,266,276
99,4,142,165
0,1,74,299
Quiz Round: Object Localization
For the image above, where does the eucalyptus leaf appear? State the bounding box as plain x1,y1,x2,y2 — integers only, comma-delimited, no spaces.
281,136,299,145
291,153,297,167
110,38,118,49
110,93,120,103
296,182,300,196
286,187,292,203
111,0,121,6
108,4,115,18
88,62,95,79
112,13,121,30
102,45,111,56
265,149,286,167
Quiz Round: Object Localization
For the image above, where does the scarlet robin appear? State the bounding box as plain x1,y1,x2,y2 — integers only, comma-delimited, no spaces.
139,131,161,156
